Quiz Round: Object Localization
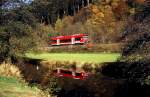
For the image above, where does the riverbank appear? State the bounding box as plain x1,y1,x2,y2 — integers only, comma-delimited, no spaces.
0,76,47,97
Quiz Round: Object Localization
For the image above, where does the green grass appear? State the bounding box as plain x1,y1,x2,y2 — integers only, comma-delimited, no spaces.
26,53,120,63
0,76,41,97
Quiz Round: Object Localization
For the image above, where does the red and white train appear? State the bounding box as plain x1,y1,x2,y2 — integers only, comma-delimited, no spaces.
50,34,88,46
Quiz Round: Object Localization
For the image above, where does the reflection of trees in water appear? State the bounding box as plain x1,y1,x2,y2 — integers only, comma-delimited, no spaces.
58,87,94,97
114,82,150,97
56,77,93,97
55,75,124,97
102,62,150,97
15,58,150,97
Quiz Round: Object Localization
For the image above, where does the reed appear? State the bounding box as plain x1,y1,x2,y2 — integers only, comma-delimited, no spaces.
0,63,22,79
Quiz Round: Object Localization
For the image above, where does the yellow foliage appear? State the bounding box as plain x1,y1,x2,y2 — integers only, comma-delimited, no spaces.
96,12,105,18
91,5,99,14
111,1,119,8
129,8,136,14
62,16,74,25
55,19,63,32
0,63,22,79
89,3,116,27
135,0,145,4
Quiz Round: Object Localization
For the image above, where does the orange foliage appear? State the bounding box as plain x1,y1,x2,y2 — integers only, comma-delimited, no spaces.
91,5,99,14
134,0,145,4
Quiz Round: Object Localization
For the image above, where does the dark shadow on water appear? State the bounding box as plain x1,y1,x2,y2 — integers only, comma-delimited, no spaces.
102,62,150,97
113,81,150,97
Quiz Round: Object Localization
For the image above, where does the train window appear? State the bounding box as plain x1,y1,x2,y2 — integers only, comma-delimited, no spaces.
75,38,81,41
60,39,71,43
75,73,82,76
61,70,72,74
53,70,57,73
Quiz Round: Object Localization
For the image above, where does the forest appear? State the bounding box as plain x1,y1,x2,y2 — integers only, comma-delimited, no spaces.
0,0,150,97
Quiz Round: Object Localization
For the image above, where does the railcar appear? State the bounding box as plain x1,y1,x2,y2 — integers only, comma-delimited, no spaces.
50,34,88,46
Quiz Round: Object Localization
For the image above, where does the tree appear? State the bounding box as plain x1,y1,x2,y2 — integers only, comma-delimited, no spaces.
120,1,150,85
0,22,35,63
31,0,93,25
102,1,150,87
0,0,48,63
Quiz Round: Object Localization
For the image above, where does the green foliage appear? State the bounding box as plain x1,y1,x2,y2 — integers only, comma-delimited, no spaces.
55,19,63,32
46,76,61,96
0,0,40,62
1,0,36,26
0,22,35,62
33,24,54,48
145,76,150,85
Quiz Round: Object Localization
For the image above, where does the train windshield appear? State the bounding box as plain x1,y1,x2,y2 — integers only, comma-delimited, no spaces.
60,70,72,74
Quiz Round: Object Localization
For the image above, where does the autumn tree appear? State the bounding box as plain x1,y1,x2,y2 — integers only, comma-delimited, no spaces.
102,0,150,87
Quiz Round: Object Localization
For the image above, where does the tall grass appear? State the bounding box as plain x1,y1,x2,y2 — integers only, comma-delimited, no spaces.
0,63,53,97
0,63,22,79
0,76,52,97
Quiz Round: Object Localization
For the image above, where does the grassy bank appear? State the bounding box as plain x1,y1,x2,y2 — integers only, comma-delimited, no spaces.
0,76,45,97
26,53,120,63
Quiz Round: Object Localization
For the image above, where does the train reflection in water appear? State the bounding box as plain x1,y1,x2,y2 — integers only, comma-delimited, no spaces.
52,68,89,80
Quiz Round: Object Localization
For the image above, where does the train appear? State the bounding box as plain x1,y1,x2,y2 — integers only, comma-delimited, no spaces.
50,34,88,46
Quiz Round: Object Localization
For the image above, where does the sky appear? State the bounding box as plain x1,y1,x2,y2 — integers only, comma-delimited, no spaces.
2,0,33,9
22,0,33,3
